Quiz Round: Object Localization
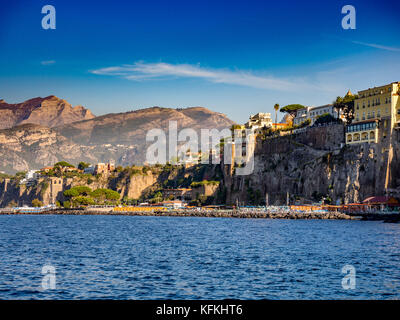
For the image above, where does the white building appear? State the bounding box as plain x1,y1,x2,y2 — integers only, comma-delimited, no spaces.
245,113,273,131
20,170,39,186
293,104,342,126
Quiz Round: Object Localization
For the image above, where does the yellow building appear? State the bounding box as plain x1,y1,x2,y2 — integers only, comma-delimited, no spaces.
346,82,400,145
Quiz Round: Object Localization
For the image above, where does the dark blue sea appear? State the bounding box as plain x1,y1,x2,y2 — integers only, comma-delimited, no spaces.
0,215,399,299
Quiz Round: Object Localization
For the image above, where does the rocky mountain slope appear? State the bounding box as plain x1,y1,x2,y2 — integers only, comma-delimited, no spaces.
0,96,95,129
0,124,98,172
0,98,235,172
57,106,234,145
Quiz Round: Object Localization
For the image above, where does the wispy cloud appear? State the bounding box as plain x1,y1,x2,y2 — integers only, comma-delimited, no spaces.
351,40,400,52
41,60,56,65
91,61,321,92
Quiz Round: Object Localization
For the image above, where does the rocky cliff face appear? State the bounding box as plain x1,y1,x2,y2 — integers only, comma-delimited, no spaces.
0,164,223,207
223,124,400,205
0,96,95,129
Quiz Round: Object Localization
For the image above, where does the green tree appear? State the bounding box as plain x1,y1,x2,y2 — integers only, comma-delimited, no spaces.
73,196,95,206
15,171,27,178
152,191,163,203
280,104,305,117
54,161,75,168
90,188,120,204
32,199,43,207
64,186,92,198
63,201,71,208
314,113,338,125
333,94,357,124
78,162,90,170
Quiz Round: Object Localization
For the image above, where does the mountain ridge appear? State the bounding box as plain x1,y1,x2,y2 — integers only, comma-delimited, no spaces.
0,95,95,129
0,97,235,173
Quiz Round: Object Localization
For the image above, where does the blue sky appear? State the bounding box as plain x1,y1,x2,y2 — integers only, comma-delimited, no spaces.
0,0,399,123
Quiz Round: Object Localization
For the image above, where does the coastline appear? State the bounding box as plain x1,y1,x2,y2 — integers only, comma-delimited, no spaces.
0,208,356,220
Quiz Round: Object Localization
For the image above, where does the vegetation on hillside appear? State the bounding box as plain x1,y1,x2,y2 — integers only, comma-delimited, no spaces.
63,186,120,207
333,94,358,124
314,113,341,125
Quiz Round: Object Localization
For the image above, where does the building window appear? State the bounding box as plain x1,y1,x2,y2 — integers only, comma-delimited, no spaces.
362,112,365,120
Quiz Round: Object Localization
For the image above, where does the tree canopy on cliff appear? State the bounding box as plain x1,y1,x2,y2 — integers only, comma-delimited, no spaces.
78,162,90,170
280,104,305,117
54,161,75,168
64,186,92,198
63,186,119,207
31,199,43,207
333,93,358,124
90,188,120,201
314,113,340,125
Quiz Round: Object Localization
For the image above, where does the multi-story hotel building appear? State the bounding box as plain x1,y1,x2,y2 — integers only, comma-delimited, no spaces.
346,82,400,145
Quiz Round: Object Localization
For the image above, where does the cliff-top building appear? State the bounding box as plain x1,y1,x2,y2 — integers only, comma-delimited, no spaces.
346,82,400,145
244,112,273,133
293,104,343,126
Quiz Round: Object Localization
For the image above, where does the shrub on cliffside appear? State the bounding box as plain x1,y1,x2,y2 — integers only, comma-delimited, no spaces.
314,113,340,125
32,199,43,207
190,180,219,188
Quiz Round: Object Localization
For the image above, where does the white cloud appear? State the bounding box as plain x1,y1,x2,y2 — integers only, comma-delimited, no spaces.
41,60,56,65
91,61,322,92
351,41,400,52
